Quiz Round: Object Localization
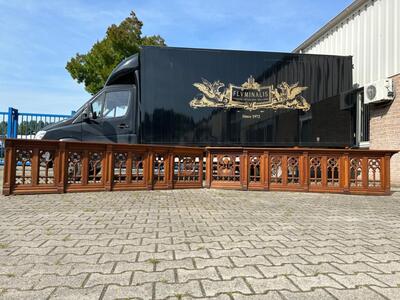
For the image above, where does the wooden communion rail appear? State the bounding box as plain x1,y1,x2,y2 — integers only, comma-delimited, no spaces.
2,139,397,196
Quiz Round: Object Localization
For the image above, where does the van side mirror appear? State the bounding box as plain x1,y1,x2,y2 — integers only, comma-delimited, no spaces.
82,108,90,122
92,111,98,119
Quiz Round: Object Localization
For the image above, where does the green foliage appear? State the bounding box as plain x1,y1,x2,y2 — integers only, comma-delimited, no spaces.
18,120,48,135
66,11,166,94
0,121,6,136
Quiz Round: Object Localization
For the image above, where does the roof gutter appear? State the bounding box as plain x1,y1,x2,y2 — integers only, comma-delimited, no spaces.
293,0,370,53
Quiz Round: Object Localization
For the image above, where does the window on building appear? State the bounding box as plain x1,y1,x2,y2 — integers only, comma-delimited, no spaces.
359,92,370,145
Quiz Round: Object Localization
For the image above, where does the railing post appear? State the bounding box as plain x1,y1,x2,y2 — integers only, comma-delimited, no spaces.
2,140,15,195
362,156,368,189
241,150,249,190
56,142,66,193
205,150,212,188
302,151,309,192
126,152,133,183
321,156,327,188
262,151,269,190
105,145,113,191
384,153,391,195
167,151,174,189
81,150,89,185
282,155,288,186
342,152,350,193
31,148,39,186
147,151,154,190
199,153,204,187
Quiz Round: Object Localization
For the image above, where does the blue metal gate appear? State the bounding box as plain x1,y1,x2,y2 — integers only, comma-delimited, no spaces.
0,107,72,165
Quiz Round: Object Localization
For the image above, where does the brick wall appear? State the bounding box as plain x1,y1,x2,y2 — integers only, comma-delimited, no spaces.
369,73,400,186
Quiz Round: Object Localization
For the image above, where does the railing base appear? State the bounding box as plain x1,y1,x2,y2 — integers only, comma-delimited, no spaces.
4,187,393,197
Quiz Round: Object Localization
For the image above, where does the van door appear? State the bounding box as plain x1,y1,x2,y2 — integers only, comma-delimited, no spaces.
101,87,135,143
82,92,107,142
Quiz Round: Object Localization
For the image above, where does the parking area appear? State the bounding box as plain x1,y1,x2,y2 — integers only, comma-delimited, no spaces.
0,178,400,299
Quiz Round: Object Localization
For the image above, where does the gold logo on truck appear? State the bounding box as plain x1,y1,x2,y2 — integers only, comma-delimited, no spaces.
189,76,310,111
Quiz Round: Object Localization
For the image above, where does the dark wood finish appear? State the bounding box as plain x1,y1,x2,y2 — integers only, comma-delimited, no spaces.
2,140,398,196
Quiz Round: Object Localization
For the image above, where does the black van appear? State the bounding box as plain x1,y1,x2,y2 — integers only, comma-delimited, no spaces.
36,54,140,144
36,46,355,147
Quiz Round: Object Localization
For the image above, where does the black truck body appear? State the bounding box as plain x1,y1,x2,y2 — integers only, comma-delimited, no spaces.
40,46,355,147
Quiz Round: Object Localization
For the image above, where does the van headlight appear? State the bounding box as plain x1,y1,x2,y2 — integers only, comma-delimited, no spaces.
35,130,46,140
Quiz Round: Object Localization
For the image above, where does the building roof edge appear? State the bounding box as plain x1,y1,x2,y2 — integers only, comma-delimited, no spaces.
293,0,369,53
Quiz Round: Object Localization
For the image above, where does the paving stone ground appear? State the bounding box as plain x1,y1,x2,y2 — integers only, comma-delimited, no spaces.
0,183,400,299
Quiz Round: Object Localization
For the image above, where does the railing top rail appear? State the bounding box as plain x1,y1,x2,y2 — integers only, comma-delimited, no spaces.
4,138,205,151
4,139,399,156
206,146,399,155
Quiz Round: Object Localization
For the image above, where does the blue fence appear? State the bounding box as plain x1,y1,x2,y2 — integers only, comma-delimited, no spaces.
0,107,73,165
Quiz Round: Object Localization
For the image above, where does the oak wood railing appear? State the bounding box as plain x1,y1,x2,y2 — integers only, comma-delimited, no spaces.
2,139,397,196
205,147,397,195
2,139,203,195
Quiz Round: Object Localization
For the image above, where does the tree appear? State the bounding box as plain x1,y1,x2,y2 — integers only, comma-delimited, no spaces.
66,11,166,94
18,120,47,135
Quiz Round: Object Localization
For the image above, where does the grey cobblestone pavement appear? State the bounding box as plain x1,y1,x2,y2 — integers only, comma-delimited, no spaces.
0,188,400,299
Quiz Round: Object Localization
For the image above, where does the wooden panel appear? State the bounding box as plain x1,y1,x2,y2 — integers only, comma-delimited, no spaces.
248,154,263,190
210,153,242,189
173,154,203,189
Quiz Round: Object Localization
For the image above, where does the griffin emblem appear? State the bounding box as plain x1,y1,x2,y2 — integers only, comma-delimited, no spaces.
189,76,310,111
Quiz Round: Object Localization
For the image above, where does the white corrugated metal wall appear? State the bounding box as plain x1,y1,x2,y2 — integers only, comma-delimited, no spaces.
302,0,399,87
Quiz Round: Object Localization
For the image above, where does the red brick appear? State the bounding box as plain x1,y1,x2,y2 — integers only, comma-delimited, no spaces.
370,73,400,186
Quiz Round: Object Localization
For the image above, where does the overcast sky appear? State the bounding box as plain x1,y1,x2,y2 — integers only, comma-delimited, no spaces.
0,0,353,114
